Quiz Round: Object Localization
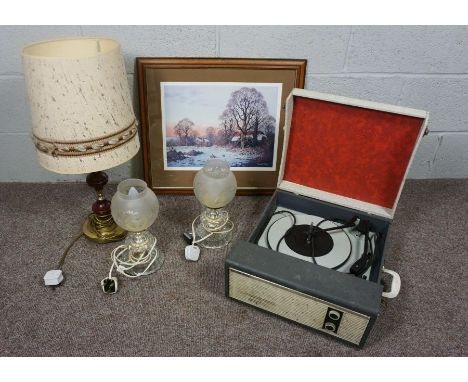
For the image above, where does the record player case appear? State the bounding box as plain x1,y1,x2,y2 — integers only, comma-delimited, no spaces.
225,89,429,347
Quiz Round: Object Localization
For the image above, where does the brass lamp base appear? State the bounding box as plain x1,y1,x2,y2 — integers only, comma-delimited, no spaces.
83,171,127,244
83,213,126,244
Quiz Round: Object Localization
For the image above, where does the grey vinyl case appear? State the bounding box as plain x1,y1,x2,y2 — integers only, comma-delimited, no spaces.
225,190,390,347
225,89,428,347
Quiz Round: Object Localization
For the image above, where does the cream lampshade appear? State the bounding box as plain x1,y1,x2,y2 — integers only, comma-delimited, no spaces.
22,37,139,174
22,37,140,243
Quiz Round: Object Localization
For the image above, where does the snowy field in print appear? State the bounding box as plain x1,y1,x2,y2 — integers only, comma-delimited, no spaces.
161,82,282,170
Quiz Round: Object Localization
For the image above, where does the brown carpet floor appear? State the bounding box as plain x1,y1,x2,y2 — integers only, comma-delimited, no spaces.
0,179,466,356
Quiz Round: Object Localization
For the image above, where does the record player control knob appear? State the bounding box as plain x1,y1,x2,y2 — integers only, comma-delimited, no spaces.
328,310,341,320
324,322,337,332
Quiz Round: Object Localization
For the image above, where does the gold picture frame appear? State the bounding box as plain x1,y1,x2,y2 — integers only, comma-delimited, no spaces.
137,57,307,194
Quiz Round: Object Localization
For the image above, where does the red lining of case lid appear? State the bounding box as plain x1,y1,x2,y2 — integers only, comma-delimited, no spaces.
283,96,424,209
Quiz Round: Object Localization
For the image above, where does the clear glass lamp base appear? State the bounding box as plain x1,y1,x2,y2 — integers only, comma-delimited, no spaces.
123,231,164,276
194,207,234,249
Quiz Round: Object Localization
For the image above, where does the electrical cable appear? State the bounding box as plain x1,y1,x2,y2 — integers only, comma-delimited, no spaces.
191,212,234,246
184,210,235,261
362,233,377,272
350,221,378,277
44,232,85,287
57,232,85,269
264,210,297,250
108,238,161,279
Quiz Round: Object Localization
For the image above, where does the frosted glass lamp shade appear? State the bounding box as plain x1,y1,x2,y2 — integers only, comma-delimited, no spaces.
111,179,159,232
193,159,237,209
22,37,139,174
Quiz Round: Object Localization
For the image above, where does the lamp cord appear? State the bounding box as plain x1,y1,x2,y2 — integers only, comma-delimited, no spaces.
57,233,85,269
191,212,234,246
108,238,160,279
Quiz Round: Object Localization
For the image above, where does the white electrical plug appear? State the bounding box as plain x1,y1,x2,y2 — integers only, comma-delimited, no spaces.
44,270,64,286
185,245,200,261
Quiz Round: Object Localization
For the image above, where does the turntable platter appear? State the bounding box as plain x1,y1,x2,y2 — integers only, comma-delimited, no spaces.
257,207,375,274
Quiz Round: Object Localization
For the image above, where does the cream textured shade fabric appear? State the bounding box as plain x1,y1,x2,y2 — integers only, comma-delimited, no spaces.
22,37,139,174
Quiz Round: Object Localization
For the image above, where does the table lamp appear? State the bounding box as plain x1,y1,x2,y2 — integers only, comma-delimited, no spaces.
107,179,164,282
22,37,139,243
191,159,236,249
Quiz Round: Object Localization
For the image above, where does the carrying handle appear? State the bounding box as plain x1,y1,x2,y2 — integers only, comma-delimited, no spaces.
381,267,401,298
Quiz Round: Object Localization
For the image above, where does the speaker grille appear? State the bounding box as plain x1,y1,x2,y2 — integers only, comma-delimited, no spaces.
228,268,370,345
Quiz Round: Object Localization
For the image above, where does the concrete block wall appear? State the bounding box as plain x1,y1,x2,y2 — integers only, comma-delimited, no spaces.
0,25,466,182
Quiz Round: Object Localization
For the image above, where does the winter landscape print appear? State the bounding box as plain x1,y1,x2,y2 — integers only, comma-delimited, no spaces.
161,82,282,170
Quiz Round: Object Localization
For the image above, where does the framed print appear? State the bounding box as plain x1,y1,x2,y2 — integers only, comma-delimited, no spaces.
137,58,307,194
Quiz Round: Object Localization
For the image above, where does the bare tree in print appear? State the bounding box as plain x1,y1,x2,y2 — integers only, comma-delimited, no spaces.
174,118,194,145
221,87,272,149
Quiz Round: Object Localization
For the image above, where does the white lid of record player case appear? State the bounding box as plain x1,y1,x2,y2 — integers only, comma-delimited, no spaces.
278,88,429,219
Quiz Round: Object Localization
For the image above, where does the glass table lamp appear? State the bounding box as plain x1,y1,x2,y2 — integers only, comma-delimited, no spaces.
110,179,164,277
192,159,237,249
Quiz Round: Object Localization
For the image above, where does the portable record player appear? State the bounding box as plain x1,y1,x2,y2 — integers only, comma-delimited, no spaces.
225,88,429,347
